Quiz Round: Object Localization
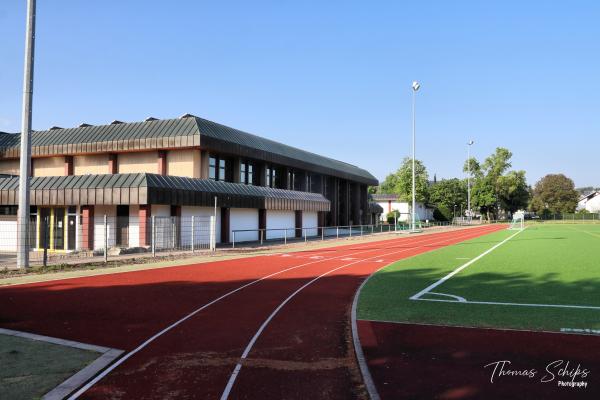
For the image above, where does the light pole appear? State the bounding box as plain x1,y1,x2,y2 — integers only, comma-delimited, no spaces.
467,140,474,223
411,81,420,232
17,0,36,269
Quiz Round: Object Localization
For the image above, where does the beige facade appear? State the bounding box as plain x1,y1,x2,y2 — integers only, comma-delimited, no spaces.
166,149,200,178
118,151,158,174
74,154,109,175
0,159,20,176
33,157,64,177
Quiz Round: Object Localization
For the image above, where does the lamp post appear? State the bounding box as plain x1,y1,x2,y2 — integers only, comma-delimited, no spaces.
467,140,474,223
411,81,420,232
17,0,36,269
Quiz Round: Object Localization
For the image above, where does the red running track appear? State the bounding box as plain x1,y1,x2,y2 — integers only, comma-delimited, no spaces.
0,224,503,399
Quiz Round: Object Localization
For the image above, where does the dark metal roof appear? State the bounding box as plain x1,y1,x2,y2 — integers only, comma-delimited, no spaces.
0,116,377,185
0,173,330,211
371,193,399,201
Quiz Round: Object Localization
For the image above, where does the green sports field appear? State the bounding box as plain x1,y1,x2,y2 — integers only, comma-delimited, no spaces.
358,223,600,333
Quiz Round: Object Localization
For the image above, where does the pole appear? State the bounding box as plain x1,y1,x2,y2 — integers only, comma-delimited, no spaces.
103,215,108,263
191,215,195,252
467,143,471,223
411,87,416,231
17,0,36,269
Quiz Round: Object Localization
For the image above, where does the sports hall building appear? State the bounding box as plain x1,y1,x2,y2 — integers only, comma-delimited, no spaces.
0,114,378,251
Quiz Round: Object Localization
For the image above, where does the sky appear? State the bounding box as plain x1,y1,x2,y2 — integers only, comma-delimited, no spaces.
1,1,599,187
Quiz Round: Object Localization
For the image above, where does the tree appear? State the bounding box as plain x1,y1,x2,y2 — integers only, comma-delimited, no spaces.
463,147,529,220
429,178,467,220
497,170,529,214
530,174,579,215
379,157,429,203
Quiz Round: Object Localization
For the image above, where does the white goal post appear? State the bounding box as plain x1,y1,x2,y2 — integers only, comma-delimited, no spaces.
508,212,525,230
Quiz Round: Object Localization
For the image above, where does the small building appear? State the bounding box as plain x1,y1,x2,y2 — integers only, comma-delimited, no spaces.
0,114,378,251
578,191,600,213
371,194,434,222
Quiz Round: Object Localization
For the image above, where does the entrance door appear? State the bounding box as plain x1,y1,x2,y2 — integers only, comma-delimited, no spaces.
40,208,50,250
53,208,65,250
116,205,129,247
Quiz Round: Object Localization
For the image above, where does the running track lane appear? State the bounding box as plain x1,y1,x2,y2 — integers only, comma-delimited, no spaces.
72,225,504,399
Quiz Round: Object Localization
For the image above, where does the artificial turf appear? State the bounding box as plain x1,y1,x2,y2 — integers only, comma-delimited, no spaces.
0,334,99,400
358,223,600,333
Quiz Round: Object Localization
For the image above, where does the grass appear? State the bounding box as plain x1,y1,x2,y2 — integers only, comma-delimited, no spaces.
358,223,600,332
0,334,99,400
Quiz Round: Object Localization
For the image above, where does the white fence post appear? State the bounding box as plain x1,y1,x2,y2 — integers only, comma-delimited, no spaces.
232,231,236,249
210,216,216,251
191,215,195,253
103,214,108,263
151,215,156,257
284,229,287,245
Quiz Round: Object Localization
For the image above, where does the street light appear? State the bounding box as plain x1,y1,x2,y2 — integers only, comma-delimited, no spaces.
467,140,475,223
411,81,420,232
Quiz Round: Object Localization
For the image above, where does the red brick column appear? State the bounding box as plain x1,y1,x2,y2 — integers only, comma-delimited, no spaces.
108,154,118,174
81,205,94,250
158,150,167,175
64,156,73,176
139,205,151,247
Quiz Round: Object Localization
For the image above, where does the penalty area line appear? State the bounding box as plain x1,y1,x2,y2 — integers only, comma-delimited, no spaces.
410,228,526,301
413,297,600,311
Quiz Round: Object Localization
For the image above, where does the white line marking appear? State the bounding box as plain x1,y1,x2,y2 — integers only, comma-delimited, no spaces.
68,231,458,399
0,327,115,354
219,227,497,400
410,228,525,300
309,256,324,259
341,257,357,261
413,297,600,310
426,292,467,302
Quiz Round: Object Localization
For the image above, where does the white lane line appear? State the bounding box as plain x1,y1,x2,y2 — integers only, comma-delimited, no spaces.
219,227,496,400
414,297,600,310
410,228,525,300
68,231,448,399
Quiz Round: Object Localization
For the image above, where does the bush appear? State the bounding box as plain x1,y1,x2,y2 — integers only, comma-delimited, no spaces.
433,205,452,221
386,211,397,224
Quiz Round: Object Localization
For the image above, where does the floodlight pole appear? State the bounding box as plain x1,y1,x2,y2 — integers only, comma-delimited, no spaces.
411,82,420,231
17,0,36,269
467,140,474,222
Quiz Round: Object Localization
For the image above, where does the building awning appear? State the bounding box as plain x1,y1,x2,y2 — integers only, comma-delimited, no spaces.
0,173,330,212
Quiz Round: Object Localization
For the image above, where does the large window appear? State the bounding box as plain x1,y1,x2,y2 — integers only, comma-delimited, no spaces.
240,160,254,185
209,156,229,181
266,166,277,188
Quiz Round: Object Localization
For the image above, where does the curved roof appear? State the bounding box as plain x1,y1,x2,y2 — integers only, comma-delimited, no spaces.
0,115,378,185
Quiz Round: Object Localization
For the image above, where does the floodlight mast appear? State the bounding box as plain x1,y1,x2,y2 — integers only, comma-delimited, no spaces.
17,0,36,269
411,81,420,232
467,140,475,223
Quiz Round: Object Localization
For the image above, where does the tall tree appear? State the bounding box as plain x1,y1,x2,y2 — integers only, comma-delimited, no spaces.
429,178,467,220
464,147,529,220
530,174,579,215
379,157,429,203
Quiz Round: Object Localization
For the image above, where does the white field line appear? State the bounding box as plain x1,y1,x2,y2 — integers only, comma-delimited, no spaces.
68,227,487,399
409,228,525,301
427,292,466,302
219,227,496,400
413,297,600,310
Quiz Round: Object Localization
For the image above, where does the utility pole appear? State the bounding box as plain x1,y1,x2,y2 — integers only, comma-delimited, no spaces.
467,140,474,223
17,0,36,269
411,81,420,232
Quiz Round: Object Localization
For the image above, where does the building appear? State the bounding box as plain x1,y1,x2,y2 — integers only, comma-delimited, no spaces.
577,191,600,213
0,114,378,251
371,194,434,222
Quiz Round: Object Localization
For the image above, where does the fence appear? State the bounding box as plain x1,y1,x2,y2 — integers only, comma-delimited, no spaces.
0,215,216,269
533,213,600,223
231,221,455,248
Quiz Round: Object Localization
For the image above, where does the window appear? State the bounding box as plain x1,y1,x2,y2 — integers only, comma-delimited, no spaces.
209,157,217,180
240,161,254,185
209,156,229,181
266,166,277,188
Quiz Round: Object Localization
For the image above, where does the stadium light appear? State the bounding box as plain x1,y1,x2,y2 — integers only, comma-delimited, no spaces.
467,140,475,222
17,0,36,269
411,81,420,232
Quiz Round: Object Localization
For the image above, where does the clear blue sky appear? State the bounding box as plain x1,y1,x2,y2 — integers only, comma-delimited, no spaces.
1,1,599,187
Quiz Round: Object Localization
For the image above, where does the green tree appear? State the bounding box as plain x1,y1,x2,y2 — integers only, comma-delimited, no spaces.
497,170,529,213
530,174,579,215
379,157,429,203
429,178,467,220
464,147,529,220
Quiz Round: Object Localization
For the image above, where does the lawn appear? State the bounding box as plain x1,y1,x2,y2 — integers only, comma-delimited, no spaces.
0,333,99,400
358,224,600,333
